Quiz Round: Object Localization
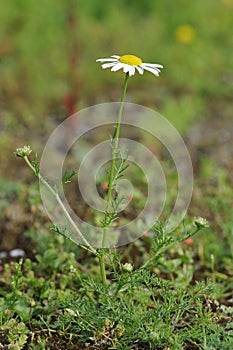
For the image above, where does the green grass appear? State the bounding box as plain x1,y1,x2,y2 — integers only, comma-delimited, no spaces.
0,167,232,348
0,222,232,349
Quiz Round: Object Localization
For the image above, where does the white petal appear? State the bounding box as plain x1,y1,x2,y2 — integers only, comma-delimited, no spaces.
101,62,117,69
128,66,136,76
123,64,130,73
96,58,118,63
111,55,120,58
143,66,160,76
141,63,163,69
135,65,144,75
111,62,124,71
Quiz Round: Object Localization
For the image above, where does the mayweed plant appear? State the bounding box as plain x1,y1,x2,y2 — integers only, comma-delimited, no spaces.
16,54,208,286
96,54,163,285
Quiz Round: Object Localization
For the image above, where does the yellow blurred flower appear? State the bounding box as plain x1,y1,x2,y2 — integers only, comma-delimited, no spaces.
222,0,233,5
175,25,196,43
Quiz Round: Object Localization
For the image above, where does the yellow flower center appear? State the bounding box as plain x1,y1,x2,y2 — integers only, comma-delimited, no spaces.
119,54,142,66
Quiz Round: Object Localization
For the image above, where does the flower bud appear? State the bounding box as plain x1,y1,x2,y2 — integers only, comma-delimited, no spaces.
193,216,209,229
122,262,133,273
15,145,32,158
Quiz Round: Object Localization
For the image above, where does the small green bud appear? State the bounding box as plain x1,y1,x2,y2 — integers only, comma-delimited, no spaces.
193,216,209,229
122,262,133,272
15,145,32,158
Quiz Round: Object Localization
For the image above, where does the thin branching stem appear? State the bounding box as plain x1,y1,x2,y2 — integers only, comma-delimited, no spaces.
23,156,98,257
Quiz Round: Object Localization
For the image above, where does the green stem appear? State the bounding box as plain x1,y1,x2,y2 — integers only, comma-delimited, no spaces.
105,73,129,215
99,252,107,287
102,73,129,246
98,73,129,286
23,156,98,257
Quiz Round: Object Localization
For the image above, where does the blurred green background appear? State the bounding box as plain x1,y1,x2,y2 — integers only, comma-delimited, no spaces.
0,0,233,177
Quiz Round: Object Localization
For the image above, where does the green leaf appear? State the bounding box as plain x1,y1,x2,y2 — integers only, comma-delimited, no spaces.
62,169,76,184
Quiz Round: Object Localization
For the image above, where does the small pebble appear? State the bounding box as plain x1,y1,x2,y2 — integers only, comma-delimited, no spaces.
9,249,25,258
0,251,8,259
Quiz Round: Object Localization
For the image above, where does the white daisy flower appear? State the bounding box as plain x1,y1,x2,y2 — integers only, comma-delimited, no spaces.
96,54,163,77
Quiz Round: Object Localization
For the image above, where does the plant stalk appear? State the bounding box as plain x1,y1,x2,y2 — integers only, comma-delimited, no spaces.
102,73,129,245
99,73,129,286
23,156,98,257
99,251,107,287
